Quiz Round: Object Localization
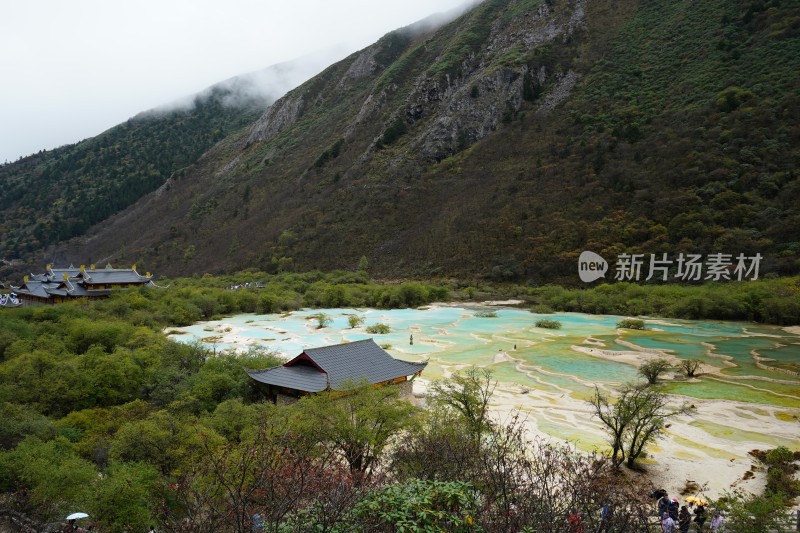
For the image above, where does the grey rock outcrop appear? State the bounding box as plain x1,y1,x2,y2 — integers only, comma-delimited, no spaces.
339,48,378,87
247,93,303,144
398,0,586,161
251,0,587,166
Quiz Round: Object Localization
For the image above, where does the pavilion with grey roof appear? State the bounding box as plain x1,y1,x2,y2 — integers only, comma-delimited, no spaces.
247,338,427,403
12,263,154,305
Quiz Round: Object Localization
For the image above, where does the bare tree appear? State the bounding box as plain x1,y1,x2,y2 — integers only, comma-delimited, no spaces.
589,384,692,469
678,359,702,377
390,408,482,483
588,386,632,468
623,387,672,468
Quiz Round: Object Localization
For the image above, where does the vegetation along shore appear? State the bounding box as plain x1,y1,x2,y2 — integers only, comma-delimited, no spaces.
1,272,798,531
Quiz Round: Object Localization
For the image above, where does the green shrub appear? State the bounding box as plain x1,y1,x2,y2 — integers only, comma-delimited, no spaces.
345,479,481,531
715,86,755,112
763,446,794,466
348,315,365,329
530,304,554,314
762,446,800,498
617,318,646,330
309,313,332,329
535,318,562,329
376,117,408,148
714,491,789,532
366,323,391,334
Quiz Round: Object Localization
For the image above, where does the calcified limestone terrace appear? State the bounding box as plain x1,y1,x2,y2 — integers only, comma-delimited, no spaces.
170,304,800,502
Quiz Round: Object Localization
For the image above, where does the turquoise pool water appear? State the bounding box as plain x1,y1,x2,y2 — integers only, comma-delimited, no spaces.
169,307,800,408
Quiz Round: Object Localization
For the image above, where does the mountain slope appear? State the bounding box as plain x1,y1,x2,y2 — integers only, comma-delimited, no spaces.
0,91,263,260
10,0,800,283
0,56,335,266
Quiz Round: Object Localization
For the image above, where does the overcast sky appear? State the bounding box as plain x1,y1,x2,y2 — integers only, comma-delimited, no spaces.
0,0,470,164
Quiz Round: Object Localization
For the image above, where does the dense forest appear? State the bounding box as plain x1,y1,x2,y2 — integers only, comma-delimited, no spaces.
1,273,798,531
0,87,265,259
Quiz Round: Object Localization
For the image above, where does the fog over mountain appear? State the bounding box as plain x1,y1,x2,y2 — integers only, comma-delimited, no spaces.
0,0,470,163
143,46,355,116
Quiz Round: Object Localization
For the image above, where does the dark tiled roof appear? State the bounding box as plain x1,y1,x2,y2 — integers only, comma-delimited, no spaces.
249,364,329,392
14,264,153,302
247,338,427,393
305,339,427,389
44,284,110,298
49,267,81,280
16,278,111,300
80,270,150,284
17,281,50,298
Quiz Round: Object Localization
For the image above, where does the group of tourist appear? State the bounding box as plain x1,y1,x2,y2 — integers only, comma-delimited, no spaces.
225,281,264,290
657,492,725,532
562,495,723,533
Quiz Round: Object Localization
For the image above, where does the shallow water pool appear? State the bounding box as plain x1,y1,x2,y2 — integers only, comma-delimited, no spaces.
169,306,800,408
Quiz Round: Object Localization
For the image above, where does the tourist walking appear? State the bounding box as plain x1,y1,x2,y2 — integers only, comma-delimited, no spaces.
657,492,670,517
661,512,677,533
693,504,707,531
678,505,691,533
668,498,680,521
710,511,724,532
600,501,611,531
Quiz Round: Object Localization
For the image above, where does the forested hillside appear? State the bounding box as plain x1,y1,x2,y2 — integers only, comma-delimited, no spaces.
3,0,799,284
0,86,265,260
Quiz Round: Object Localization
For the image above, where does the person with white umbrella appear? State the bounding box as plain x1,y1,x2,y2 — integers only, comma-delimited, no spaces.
63,512,88,532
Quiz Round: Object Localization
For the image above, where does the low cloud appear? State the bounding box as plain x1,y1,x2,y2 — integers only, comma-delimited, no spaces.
142,44,355,117
141,1,476,117
402,0,482,36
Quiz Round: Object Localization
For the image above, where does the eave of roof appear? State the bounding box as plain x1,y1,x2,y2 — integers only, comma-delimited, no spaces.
80,270,150,283
247,364,329,392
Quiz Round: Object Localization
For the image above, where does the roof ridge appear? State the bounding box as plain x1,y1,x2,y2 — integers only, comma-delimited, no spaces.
305,337,373,352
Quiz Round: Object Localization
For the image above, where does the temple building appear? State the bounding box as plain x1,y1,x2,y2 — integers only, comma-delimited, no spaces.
247,338,427,404
11,264,154,305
